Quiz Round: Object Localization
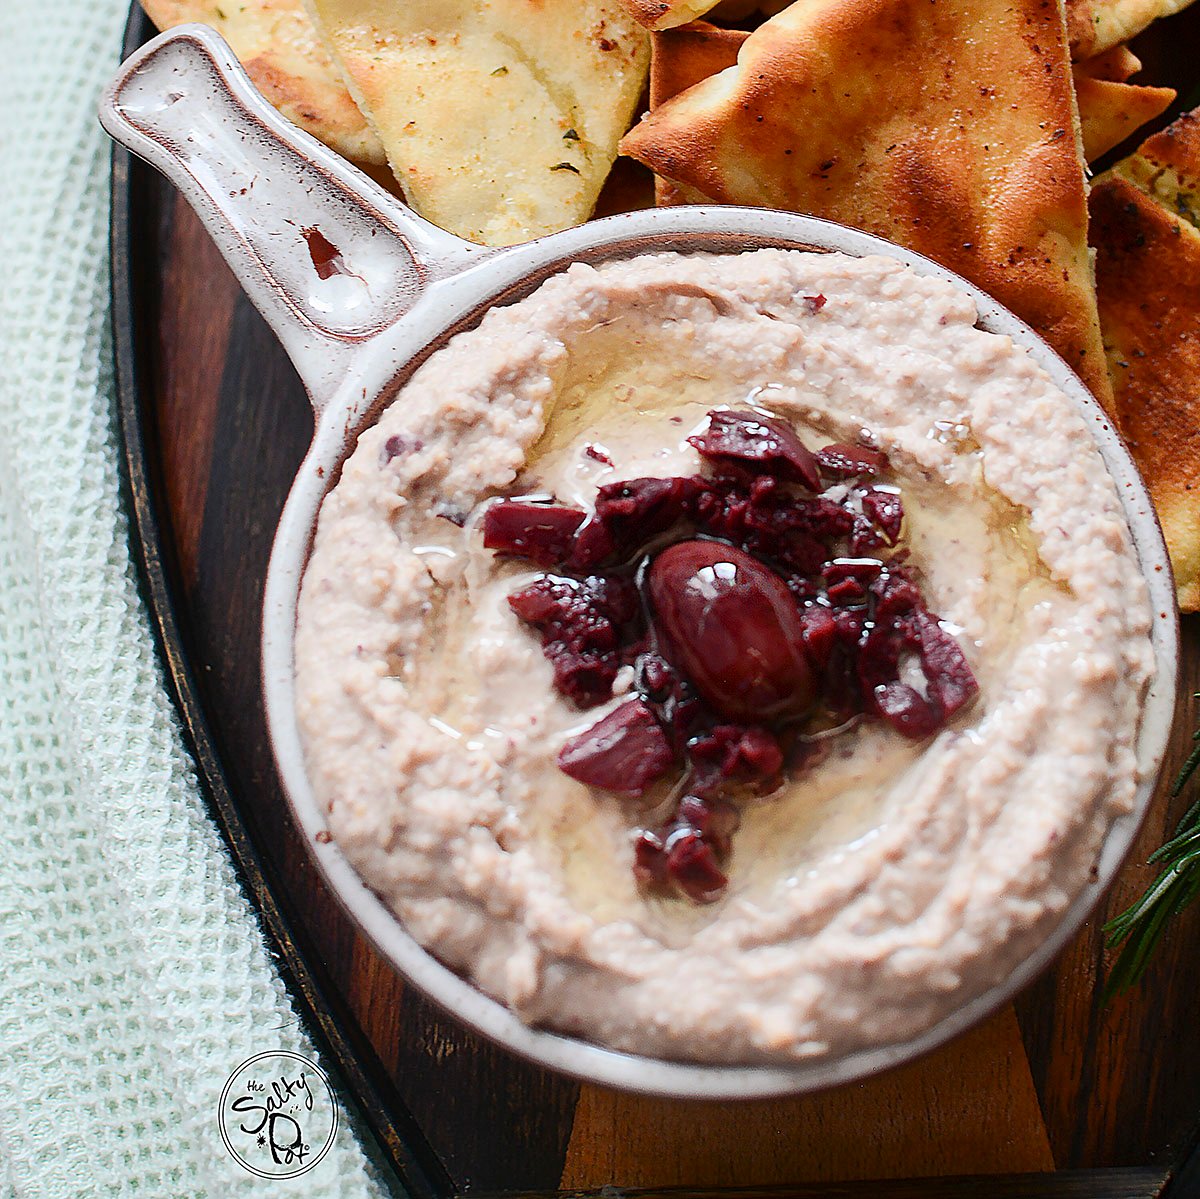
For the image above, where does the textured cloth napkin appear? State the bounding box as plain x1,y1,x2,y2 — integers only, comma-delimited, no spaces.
0,3,391,1196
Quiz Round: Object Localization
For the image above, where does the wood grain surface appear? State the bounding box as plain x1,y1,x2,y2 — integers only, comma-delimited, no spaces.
116,9,1200,1195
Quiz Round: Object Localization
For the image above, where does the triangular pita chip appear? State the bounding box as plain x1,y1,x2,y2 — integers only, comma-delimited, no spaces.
140,0,384,164
1073,44,1142,81
649,22,747,203
622,0,1112,402
1112,109,1200,223
622,0,790,30
650,22,747,108
1075,76,1175,161
624,0,724,29
1090,163,1200,610
651,22,1172,171
305,0,649,246
1064,0,1196,58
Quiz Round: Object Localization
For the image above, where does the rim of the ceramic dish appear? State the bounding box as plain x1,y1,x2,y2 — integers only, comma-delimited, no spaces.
261,206,1178,1100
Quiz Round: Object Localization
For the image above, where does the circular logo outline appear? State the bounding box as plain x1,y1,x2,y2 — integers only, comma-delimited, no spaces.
218,1050,339,1179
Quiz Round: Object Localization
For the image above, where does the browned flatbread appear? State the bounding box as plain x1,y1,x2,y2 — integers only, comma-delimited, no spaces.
139,0,384,165
1065,0,1196,59
1090,171,1200,610
1075,76,1175,161
623,0,1112,402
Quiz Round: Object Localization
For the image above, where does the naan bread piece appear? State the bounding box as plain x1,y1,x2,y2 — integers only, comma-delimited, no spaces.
1112,109,1200,224
1075,76,1175,161
306,0,649,246
1090,173,1200,610
622,0,1113,402
1073,44,1141,81
1065,0,1196,58
140,0,383,164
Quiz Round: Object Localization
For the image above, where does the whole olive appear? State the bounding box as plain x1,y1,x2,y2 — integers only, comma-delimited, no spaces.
647,540,816,723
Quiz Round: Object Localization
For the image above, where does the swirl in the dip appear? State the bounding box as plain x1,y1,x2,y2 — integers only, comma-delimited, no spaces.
293,250,1153,1063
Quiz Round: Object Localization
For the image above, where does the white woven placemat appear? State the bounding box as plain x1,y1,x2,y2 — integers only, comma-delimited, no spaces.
0,2,392,1194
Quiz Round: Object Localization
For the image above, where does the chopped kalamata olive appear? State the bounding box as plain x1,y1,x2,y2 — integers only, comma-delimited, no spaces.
594,475,699,531
860,487,904,545
689,724,783,794
634,652,676,702
634,792,739,901
855,585,979,738
508,575,634,707
818,607,870,720
664,829,728,902
908,609,979,720
824,558,884,587
798,604,839,669
676,795,740,856
691,476,853,574
483,500,586,566
872,680,942,739
633,828,671,884
484,405,979,902
687,410,821,490
857,621,903,696
826,577,867,605
569,475,701,569
849,515,885,554
648,540,816,723
870,568,923,623
567,517,616,570
557,698,674,795
816,442,889,479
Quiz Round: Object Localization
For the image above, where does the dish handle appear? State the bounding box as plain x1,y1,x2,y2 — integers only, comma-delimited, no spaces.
99,23,486,412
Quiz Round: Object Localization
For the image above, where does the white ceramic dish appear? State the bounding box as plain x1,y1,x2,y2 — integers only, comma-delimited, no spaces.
100,24,1179,1099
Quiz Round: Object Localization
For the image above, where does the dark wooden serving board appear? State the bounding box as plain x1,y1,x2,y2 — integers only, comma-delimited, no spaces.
111,8,1200,1196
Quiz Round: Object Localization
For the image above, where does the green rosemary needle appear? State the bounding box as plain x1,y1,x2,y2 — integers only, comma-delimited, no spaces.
1103,697,1200,1000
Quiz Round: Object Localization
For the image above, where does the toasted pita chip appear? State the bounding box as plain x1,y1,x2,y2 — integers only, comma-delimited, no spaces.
649,23,746,202
1065,0,1196,59
708,0,795,17
652,22,1169,170
650,22,747,108
1090,173,1200,610
622,0,1112,402
305,0,649,247
1075,76,1175,161
1112,109,1200,224
1073,44,1141,81
621,0,789,30
140,0,383,165
625,0,723,29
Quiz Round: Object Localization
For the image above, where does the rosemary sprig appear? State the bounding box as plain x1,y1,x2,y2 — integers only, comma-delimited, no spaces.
1103,696,1200,1000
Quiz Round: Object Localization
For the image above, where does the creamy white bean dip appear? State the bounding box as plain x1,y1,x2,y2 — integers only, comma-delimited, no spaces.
293,249,1153,1062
